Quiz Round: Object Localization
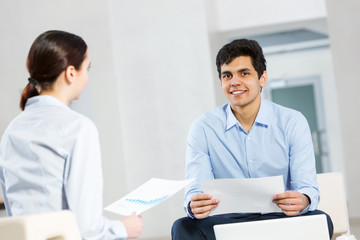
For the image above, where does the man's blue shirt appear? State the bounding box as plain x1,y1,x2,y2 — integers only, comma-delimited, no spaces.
184,98,319,216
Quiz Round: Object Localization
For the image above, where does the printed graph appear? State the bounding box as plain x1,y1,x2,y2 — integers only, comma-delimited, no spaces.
124,195,168,206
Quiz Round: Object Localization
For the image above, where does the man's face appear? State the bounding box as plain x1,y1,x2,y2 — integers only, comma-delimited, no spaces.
220,56,267,111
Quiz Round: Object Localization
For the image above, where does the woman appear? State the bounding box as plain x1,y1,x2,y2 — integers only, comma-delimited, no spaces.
0,30,143,239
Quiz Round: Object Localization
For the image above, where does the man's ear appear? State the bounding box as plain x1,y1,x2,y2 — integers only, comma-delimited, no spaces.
259,70,268,88
64,65,77,84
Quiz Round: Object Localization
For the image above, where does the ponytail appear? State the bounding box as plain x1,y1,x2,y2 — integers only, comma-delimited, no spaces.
19,78,39,111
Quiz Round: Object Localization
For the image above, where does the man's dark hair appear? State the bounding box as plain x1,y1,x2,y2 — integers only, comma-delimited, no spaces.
216,39,266,79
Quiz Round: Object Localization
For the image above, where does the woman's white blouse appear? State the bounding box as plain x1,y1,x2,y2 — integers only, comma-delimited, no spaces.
0,95,127,239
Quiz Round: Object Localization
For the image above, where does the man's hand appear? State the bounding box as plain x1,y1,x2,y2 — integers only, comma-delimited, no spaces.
272,191,310,216
190,193,220,219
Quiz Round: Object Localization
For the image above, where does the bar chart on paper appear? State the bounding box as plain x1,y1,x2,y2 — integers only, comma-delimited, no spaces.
124,195,168,206
105,178,194,216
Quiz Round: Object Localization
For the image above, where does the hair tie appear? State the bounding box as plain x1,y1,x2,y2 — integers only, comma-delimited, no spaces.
28,77,39,86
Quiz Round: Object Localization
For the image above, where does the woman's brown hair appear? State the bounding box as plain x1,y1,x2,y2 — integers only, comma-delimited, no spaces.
20,30,87,110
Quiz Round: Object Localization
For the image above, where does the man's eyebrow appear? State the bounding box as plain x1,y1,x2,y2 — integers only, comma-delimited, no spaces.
221,70,232,75
221,68,252,75
237,68,252,72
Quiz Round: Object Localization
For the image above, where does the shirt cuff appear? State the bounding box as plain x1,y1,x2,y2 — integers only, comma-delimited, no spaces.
187,201,195,218
184,195,195,219
298,204,311,215
297,188,319,212
298,193,312,215
107,219,128,239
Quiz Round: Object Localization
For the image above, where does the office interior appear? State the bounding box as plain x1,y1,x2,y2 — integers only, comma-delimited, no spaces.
0,0,359,239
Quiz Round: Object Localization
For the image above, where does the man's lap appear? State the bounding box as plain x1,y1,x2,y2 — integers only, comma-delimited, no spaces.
171,210,333,240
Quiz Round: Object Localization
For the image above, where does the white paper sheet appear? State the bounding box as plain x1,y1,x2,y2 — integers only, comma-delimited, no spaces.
105,178,194,216
202,175,285,215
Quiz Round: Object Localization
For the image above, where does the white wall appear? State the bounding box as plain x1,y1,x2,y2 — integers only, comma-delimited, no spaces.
107,0,215,190
0,2,31,134
212,0,327,32
106,0,215,237
326,0,360,218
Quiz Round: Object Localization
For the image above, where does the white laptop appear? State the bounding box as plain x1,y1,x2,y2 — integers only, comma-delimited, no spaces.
214,214,329,240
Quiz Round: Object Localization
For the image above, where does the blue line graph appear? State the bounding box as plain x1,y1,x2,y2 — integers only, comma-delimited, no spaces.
125,195,168,206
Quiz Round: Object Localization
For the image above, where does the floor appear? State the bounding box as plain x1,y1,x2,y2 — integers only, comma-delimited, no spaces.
350,218,360,238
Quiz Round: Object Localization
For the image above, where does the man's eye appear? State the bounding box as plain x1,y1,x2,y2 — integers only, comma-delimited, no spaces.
242,72,249,76
222,74,231,80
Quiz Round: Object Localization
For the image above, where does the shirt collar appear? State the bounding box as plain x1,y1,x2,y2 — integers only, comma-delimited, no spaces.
254,98,270,128
225,98,270,131
226,103,238,131
25,95,70,110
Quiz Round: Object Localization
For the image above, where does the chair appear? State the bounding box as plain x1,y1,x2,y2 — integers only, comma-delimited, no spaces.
317,172,351,239
0,210,81,240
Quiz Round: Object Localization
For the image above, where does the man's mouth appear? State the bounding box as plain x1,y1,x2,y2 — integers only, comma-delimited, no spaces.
230,90,246,95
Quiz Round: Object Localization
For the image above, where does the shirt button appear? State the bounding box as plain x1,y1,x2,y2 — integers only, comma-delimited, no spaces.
249,159,253,163
247,136,251,140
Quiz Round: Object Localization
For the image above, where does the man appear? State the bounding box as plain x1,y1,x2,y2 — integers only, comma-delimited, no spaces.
171,39,333,239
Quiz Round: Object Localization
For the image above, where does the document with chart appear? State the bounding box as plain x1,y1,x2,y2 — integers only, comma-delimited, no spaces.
202,175,285,215
105,178,194,216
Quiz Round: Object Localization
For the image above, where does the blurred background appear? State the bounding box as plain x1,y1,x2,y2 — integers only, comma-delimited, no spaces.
0,0,359,239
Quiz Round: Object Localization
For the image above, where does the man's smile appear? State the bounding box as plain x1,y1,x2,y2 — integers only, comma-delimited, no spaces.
230,90,246,95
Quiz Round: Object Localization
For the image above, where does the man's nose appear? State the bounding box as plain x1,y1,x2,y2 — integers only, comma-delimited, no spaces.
231,75,242,86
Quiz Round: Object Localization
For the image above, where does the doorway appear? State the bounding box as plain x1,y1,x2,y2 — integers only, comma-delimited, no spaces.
264,76,328,173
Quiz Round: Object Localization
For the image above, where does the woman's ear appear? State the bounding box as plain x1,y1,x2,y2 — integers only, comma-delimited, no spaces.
64,65,77,84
